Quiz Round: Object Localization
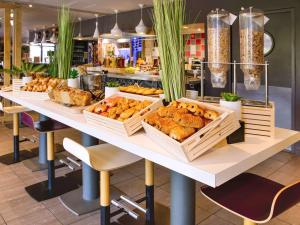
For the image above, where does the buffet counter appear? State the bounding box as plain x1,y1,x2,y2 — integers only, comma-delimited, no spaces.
1,90,299,225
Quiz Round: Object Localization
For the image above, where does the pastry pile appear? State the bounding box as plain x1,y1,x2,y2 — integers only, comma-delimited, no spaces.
21,77,64,92
119,85,163,96
145,101,219,142
51,86,92,107
89,96,153,122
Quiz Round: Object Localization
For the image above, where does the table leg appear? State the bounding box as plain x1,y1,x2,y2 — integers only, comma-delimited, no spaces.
170,171,195,225
38,114,48,165
47,132,55,191
145,160,154,225
13,113,20,162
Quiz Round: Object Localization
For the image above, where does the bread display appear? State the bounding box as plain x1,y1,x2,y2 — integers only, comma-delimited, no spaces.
87,96,153,122
119,85,163,96
144,100,220,142
21,77,65,92
50,86,92,107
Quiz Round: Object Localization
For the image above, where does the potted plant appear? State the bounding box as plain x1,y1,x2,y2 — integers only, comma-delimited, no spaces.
0,62,47,85
220,92,242,120
68,69,79,88
105,81,120,97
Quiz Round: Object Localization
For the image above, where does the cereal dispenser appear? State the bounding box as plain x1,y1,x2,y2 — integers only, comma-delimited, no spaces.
207,9,236,88
240,7,268,90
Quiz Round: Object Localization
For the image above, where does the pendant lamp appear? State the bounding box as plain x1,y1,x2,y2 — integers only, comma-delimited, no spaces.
93,14,99,39
135,4,148,34
110,9,122,36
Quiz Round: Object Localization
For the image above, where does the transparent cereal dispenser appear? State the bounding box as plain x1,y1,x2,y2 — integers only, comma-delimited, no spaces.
240,7,267,90
207,9,235,88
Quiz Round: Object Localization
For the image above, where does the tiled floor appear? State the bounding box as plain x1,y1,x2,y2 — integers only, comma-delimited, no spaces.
0,123,300,225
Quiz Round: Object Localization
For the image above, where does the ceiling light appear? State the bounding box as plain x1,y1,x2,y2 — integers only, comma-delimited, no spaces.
33,29,38,44
183,26,188,29
50,28,57,43
76,17,83,39
111,10,123,37
135,4,148,35
117,38,130,43
28,4,33,8
93,14,99,39
41,27,47,43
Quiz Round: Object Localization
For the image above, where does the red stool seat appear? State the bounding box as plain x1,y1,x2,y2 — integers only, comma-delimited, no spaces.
201,173,300,223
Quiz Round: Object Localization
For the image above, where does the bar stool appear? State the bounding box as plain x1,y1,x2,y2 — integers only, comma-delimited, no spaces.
62,138,157,225
25,119,80,202
0,102,37,165
21,112,68,172
201,173,300,225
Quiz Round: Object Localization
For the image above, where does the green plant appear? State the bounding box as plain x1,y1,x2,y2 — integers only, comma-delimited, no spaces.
57,5,74,79
153,0,186,101
0,62,47,78
221,92,241,102
106,81,120,88
47,51,58,77
69,69,79,79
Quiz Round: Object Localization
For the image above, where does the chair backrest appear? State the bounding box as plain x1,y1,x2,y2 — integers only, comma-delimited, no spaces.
63,138,92,168
21,112,35,130
270,180,300,219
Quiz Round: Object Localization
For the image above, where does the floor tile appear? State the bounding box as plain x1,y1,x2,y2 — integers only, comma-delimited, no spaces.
114,177,145,198
277,205,300,225
198,215,235,225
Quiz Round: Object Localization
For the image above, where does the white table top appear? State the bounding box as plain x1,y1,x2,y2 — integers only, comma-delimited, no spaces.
1,91,300,187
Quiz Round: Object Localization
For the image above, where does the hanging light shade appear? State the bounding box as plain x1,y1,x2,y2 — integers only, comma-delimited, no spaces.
93,14,100,39
33,29,38,44
50,27,57,43
111,9,123,36
77,17,83,39
135,4,148,34
41,28,47,43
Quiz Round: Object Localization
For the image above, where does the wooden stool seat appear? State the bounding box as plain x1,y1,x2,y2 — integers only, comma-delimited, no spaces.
63,138,142,172
34,119,69,133
201,173,300,224
2,105,30,114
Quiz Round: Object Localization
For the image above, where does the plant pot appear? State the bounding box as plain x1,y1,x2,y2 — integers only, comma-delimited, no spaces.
68,78,79,88
220,99,242,120
105,87,119,98
22,76,32,86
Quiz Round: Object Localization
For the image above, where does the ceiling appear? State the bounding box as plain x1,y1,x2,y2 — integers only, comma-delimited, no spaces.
0,0,154,38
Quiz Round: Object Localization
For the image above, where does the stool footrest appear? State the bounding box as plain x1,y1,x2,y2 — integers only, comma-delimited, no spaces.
111,200,140,220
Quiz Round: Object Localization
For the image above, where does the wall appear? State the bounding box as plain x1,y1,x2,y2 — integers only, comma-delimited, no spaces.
67,0,300,150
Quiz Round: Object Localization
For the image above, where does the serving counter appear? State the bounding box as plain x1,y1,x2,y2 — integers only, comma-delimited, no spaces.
1,90,299,225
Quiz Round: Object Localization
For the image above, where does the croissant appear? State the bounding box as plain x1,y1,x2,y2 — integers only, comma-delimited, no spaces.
145,112,160,126
173,113,204,129
157,106,178,118
120,108,136,119
169,126,196,142
204,110,219,120
155,118,180,135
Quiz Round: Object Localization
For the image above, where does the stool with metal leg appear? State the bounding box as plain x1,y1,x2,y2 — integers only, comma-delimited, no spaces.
0,103,37,165
22,113,67,172
59,133,105,216
61,138,142,225
25,119,79,202
201,173,300,225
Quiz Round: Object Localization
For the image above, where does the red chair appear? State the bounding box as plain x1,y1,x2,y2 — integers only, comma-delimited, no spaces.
201,173,300,225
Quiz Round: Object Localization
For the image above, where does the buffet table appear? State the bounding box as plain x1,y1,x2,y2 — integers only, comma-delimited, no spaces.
1,90,300,225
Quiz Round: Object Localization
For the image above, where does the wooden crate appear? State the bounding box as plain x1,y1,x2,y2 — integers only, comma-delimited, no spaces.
12,79,49,100
242,102,275,138
142,98,241,162
83,92,163,136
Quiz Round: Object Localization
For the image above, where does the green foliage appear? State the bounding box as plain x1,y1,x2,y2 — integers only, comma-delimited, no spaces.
0,62,47,78
47,51,58,77
57,5,74,79
153,0,186,101
69,69,79,79
221,92,241,102
106,81,120,88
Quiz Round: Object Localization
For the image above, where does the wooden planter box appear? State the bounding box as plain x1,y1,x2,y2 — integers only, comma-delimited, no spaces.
83,92,163,136
142,98,240,162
